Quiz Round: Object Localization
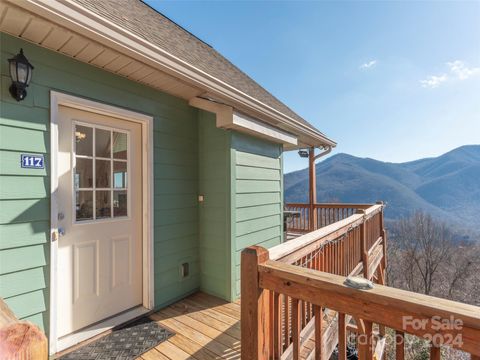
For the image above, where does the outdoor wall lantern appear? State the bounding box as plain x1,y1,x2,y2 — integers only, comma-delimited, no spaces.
298,149,310,158
8,49,34,101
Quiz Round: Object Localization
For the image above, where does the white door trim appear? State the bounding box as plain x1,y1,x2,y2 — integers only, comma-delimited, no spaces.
49,91,154,355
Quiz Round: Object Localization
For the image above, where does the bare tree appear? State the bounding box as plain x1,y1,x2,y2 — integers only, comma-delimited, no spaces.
385,212,480,360
392,211,453,295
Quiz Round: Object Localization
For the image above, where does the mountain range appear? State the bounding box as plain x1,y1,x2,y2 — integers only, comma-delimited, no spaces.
284,145,480,231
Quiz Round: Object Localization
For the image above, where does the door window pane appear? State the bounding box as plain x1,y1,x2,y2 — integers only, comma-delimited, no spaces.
113,132,127,160
75,125,93,156
76,191,93,220
113,161,127,188
73,124,130,222
95,191,111,219
95,159,111,188
95,129,111,158
113,190,128,217
75,158,93,189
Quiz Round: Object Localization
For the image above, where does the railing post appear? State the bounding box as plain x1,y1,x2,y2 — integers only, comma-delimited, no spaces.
338,312,347,360
241,246,270,360
430,344,441,360
314,305,324,360
309,147,317,231
356,209,369,279
376,201,387,284
395,331,405,360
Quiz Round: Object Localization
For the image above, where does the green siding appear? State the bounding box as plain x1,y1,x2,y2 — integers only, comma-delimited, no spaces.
0,33,200,331
230,132,284,299
0,32,288,332
198,111,231,300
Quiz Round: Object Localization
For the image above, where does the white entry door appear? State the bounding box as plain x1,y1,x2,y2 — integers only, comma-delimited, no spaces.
56,105,143,337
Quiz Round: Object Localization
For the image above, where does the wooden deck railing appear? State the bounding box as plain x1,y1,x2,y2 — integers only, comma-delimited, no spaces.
285,203,373,233
241,203,480,360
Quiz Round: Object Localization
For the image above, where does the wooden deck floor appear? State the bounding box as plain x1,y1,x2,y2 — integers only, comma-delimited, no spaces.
138,292,241,360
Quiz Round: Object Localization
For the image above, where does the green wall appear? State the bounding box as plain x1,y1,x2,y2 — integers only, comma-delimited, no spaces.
197,118,284,301
0,33,201,332
0,33,285,333
230,132,284,299
198,111,231,299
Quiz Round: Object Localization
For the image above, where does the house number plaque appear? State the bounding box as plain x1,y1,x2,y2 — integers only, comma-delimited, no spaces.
20,154,45,169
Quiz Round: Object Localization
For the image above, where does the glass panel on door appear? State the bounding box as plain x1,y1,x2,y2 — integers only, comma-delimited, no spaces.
74,125,129,222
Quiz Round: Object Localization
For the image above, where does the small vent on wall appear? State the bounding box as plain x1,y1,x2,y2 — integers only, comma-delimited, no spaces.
181,262,189,278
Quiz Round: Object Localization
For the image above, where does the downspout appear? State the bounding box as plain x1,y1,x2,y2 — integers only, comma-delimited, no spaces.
309,146,332,231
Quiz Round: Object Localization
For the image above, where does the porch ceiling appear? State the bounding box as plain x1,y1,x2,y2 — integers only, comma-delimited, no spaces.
0,1,204,101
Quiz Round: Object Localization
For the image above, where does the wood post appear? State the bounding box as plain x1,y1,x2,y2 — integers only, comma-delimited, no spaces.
357,209,369,278
273,293,282,358
355,317,367,360
364,320,374,360
376,264,386,340
338,312,347,360
292,299,301,360
313,305,324,360
241,246,270,360
430,345,441,360
376,201,387,283
0,299,48,360
395,331,405,360
309,147,317,231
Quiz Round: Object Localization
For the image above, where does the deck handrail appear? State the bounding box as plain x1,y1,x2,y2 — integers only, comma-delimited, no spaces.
273,204,383,262
259,259,480,358
285,202,376,233
242,203,388,359
241,202,480,360
287,203,373,209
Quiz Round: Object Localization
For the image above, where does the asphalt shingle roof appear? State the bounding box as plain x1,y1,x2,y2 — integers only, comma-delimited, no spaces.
71,0,324,136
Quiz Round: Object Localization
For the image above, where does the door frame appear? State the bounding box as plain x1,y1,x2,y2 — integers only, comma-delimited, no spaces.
49,91,154,355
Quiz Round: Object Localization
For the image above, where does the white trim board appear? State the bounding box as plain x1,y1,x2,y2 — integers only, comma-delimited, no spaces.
49,91,155,355
229,111,297,146
189,97,297,145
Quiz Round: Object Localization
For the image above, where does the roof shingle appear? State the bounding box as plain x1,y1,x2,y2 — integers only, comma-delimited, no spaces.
71,0,323,135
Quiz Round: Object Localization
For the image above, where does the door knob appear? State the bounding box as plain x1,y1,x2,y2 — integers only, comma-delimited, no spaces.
58,227,66,236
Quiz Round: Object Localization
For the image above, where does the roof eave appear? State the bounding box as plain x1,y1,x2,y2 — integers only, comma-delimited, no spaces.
13,0,336,147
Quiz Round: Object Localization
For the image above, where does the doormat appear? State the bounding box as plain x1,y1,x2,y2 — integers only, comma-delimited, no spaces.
60,317,174,360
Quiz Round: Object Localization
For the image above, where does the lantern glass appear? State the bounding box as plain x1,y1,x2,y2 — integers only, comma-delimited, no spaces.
17,62,29,84
9,61,17,82
27,65,33,84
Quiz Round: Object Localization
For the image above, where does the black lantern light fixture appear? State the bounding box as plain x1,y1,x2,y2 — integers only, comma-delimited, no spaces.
8,49,34,101
298,149,309,158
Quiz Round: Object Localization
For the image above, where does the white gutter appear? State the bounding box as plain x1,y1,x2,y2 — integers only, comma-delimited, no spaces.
11,0,336,147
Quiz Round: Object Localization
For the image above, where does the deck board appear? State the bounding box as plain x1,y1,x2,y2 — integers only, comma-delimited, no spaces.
139,291,320,360
140,292,241,359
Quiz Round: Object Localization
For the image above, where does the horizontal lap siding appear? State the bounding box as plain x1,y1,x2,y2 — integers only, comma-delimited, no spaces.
0,34,200,331
198,112,230,300
231,133,283,299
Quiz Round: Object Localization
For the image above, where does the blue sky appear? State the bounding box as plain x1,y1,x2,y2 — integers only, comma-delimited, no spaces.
146,1,480,173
